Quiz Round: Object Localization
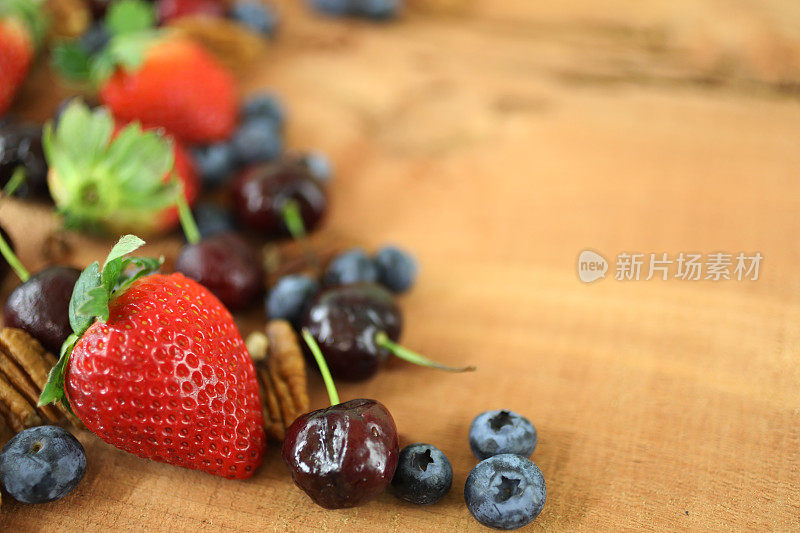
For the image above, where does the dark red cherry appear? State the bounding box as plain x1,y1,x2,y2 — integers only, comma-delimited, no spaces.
231,159,327,238
4,266,81,353
174,233,263,312
302,283,475,381
302,283,402,381
282,398,400,509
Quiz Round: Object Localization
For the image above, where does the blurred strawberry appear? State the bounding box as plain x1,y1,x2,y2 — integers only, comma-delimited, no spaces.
157,0,225,24
43,100,198,237
0,0,46,114
52,0,239,144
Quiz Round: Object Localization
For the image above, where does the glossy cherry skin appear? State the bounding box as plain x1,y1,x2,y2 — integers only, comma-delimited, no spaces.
302,283,402,381
282,399,400,509
3,266,81,354
174,233,264,312
231,159,327,238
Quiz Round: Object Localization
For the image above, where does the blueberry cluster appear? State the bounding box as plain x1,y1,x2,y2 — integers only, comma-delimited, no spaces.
266,245,418,325
465,410,546,529
193,93,286,190
386,409,545,530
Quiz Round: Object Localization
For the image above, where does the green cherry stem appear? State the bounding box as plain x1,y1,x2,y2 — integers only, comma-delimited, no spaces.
175,179,200,245
0,227,30,282
301,327,340,406
282,199,306,241
374,331,476,373
2,166,26,197
282,199,320,271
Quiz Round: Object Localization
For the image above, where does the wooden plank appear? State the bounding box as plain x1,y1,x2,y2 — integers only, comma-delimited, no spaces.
1,0,799,530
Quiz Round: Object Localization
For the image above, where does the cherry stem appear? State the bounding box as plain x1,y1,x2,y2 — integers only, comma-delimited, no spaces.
282,199,320,271
282,199,306,241
374,331,476,373
0,228,30,282
301,327,340,406
2,166,25,197
174,178,200,245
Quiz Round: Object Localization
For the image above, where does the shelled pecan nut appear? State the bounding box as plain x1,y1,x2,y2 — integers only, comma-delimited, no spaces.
0,328,81,439
250,321,310,441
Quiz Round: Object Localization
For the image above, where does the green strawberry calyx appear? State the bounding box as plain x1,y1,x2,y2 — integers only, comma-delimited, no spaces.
1,0,47,49
51,0,158,85
42,99,181,236
39,234,163,409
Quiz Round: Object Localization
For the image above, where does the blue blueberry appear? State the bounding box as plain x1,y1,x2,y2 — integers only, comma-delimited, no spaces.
241,92,286,129
191,142,235,189
373,245,417,293
464,454,546,530
0,426,87,504
79,23,110,55
266,274,319,325
192,202,236,240
308,0,352,16
230,1,280,37
300,151,332,186
323,248,379,286
391,443,452,505
355,0,400,19
469,410,537,461
232,118,283,165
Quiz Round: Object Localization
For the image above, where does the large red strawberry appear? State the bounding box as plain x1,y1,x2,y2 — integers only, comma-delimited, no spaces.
43,100,199,237
52,0,238,144
0,0,45,114
39,236,266,478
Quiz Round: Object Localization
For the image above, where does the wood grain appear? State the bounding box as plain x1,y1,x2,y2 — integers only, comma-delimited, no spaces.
1,0,800,530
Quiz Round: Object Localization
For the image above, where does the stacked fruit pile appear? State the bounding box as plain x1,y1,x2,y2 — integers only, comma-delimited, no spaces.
0,0,548,529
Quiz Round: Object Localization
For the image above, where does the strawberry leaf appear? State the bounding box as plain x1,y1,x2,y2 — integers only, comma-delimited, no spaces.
105,234,147,265
68,262,101,334
39,235,161,407
105,0,156,36
38,333,79,407
51,42,92,82
43,100,183,236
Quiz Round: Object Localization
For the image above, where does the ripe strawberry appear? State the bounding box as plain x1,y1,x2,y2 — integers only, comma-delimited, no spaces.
100,36,238,143
43,100,198,237
53,0,239,144
39,236,266,478
0,0,45,114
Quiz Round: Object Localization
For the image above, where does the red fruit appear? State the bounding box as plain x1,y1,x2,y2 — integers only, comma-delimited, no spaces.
100,38,239,144
158,0,224,23
65,272,266,478
0,18,33,114
160,137,200,230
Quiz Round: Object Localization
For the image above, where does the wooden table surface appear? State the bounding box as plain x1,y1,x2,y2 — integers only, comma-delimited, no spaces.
2,0,800,530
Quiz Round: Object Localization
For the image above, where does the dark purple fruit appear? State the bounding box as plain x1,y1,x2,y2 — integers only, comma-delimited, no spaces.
174,233,263,312
0,121,49,199
302,283,401,381
231,159,327,238
4,266,81,354
282,398,399,509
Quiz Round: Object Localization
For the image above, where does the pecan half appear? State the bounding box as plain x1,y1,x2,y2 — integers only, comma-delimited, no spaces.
0,328,81,439
250,321,310,441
